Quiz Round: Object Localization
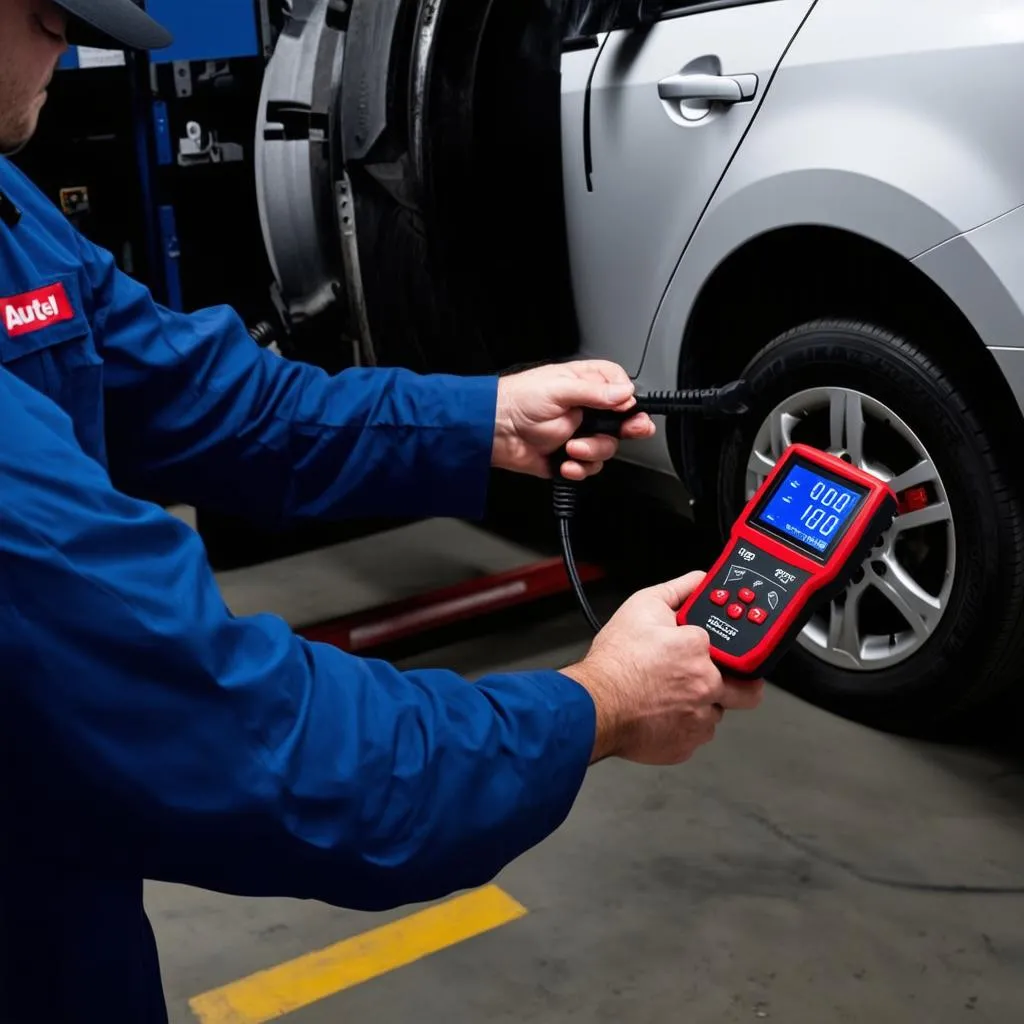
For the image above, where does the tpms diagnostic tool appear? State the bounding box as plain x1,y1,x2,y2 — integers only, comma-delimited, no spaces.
678,444,898,678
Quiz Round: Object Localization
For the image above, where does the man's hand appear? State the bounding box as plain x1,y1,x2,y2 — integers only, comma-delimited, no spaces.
492,360,656,480
560,571,765,765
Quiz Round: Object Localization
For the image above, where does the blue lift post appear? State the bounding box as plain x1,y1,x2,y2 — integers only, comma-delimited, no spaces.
57,0,265,312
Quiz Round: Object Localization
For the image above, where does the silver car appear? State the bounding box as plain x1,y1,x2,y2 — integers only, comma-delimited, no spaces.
258,0,1024,736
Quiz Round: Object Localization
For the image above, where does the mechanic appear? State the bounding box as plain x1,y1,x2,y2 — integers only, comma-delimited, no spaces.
0,1,764,1021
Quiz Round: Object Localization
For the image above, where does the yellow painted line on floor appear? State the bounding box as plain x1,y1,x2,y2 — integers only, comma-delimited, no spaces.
188,885,527,1024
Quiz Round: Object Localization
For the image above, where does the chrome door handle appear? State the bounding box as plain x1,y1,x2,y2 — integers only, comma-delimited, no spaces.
657,72,758,103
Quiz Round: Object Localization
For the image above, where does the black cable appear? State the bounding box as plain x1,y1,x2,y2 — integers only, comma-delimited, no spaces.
553,475,604,632
560,515,604,633
552,382,752,633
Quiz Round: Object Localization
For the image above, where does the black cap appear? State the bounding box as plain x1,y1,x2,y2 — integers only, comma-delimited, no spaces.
55,0,173,51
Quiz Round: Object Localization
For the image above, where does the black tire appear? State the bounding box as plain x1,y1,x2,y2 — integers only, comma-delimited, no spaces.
347,0,578,377
714,318,1024,737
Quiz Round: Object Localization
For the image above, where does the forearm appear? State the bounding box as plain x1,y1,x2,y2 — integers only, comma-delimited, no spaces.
257,357,501,524
82,229,500,523
105,310,500,525
139,643,596,907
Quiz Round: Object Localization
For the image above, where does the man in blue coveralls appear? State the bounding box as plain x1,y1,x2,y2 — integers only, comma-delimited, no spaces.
0,1,765,1020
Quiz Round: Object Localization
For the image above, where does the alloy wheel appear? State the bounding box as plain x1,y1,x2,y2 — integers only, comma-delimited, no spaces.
744,387,956,671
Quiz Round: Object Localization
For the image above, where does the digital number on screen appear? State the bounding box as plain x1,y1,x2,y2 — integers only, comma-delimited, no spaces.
755,463,865,554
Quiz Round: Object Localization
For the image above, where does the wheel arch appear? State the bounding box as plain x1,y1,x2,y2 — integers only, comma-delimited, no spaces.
664,222,1024,510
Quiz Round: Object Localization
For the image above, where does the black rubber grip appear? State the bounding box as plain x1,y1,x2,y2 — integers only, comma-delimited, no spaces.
547,408,632,481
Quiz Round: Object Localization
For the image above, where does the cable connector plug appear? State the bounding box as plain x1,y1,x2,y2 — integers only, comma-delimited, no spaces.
547,378,751,483
636,379,751,417
551,379,752,464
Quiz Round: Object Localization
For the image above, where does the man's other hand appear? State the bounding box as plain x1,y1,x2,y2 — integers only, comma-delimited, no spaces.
492,360,656,480
560,571,766,765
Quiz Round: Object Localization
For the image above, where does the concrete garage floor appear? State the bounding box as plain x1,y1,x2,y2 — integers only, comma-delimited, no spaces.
152,515,1024,1024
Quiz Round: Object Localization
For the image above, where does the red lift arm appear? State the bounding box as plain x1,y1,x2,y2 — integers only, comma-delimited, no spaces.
297,556,604,653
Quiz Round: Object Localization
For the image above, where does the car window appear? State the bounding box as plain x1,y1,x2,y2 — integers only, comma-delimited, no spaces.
563,0,781,41
657,0,781,19
562,0,638,39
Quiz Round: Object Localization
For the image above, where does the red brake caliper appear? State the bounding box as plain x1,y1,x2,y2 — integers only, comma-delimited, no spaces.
896,486,930,516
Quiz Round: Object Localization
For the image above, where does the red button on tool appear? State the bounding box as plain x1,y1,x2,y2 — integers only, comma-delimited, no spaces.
738,588,756,604
710,589,730,606
727,603,745,620
748,608,769,625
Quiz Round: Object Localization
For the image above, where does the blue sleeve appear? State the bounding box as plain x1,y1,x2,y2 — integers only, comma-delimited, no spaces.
74,234,498,525
0,370,595,908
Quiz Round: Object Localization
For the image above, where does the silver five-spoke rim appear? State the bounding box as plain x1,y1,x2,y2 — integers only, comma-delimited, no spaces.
744,387,956,671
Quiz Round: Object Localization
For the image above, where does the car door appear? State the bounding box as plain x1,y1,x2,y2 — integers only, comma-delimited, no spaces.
563,0,818,376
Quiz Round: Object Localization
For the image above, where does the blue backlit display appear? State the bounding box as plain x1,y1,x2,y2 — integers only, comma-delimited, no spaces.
756,462,865,555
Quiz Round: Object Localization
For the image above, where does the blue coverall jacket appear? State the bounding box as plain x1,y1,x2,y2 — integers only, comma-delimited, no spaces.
0,156,596,1022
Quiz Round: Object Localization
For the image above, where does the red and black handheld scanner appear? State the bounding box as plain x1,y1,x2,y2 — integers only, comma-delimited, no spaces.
551,383,897,678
